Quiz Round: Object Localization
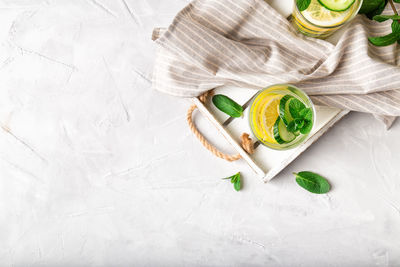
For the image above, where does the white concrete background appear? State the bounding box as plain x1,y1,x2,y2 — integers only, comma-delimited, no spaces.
0,0,399,266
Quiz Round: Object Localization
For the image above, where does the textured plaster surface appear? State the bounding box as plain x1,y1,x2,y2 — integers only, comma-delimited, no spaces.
0,0,399,266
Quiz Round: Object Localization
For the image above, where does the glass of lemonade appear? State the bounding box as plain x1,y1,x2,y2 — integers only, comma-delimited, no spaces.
292,0,363,38
249,84,315,150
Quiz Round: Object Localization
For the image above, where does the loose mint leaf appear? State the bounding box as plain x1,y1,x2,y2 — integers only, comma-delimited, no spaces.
223,172,241,192
368,32,399,46
293,171,331,194
234,179,241,191
212,95,243,118
296,0,311,11
373,14,400,22
288,98,306,119
359,0,387,19
231,174,238,184
300,120,313,134
394,0,400,2
299,108,313,121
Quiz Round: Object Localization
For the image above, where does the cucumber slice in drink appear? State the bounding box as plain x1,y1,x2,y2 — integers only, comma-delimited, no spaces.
317,0,355,11
302,0,353,27
279,95,294,125
280,95,305,125
273,117,296,144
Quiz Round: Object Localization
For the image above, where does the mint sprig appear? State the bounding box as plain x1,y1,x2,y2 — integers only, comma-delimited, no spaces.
368,31,400,46
372,14,400,21
369,20,400,46
362,0,400,46
223,172,241,191
284,100,313,135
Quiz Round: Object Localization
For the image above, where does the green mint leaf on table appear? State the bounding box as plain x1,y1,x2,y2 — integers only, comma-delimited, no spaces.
223,172,241,191
293,171,331,194
296,0,311,11
234,179,241,191
368,32,399,46
288,98,306,119
359,0,387,19
373,14,400,22
394,0,400,3
212,94,243,118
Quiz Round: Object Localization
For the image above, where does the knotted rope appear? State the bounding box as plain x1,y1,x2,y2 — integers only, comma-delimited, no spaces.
186,91,254,162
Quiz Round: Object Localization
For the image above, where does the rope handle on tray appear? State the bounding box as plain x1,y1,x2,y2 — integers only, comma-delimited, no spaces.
186,91,254,162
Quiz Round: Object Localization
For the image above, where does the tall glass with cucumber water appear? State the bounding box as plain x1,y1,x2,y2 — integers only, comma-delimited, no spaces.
292,0,363,38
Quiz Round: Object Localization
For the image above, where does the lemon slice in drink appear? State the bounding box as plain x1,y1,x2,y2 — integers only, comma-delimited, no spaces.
251,94,283,144
260,96,282,143
251,96,272,143
301,0,352,27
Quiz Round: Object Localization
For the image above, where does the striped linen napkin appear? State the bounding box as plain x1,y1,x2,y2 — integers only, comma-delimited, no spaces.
152,0,400,129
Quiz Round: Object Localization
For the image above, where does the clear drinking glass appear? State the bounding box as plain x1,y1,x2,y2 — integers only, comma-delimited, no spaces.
292,0,363,38
248,84,316,150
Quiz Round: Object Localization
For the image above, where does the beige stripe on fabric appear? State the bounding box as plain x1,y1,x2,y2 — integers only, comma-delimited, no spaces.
152,0,400,128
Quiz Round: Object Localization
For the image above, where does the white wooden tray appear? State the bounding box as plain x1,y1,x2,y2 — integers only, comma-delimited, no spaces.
190,0,350,182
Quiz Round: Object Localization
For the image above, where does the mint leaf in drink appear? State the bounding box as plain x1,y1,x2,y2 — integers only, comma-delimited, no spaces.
293,171,331,194
299,107,313,121
212,94,243,118
373,14,400,22
287,118,307,133
300,120,313,134
296,0,311,11
287,120,297,132
223,172,241,191
368,32,399,46
288,98,306,119
294,118,305,129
